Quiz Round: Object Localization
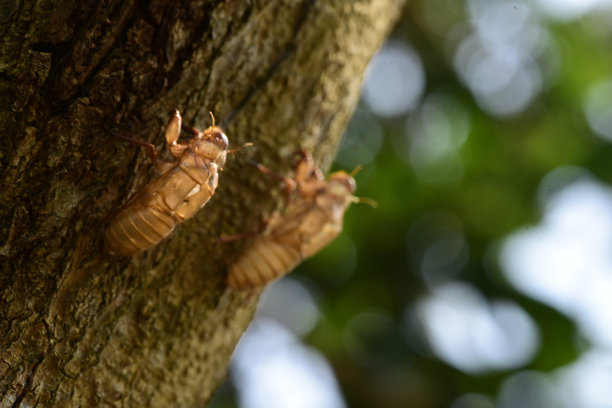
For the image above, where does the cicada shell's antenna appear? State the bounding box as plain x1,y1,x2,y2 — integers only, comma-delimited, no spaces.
228,142,254,155
344,164,377,207
350,165,363,177
209,111,216,127
351,195,378,208
224,143,254,168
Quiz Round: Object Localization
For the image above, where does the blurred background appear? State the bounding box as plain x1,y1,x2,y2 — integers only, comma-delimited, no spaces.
211,0,612,407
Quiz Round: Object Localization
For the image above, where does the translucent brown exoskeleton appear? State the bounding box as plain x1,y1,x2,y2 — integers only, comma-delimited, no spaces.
225,151,366,289
104,110,229,256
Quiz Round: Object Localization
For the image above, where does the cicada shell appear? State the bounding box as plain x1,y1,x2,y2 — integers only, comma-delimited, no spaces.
104,110,228,256
226,151,358,289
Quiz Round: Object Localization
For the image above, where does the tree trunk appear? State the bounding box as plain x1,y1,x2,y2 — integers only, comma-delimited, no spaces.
0,0,405,406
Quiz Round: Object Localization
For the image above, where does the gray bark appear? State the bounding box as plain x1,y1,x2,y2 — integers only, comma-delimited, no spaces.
0,0,405,406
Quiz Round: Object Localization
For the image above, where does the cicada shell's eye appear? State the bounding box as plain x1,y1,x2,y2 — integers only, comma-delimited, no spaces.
210,128,229,151
345,176,356,193
329,172,356,193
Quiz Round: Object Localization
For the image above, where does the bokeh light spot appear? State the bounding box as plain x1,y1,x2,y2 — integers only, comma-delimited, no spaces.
336,107,383,169
497,371,558,408
414,282,539,373
231,318,346,408
584,79,612,142
406,212,469,287
257,278,319,336
501,171,612,346
534,0,612,20
362,41,425,117
450,393,495,408
554,350,612,408
453,0,547,117
454,34,541,117
398,92,470,184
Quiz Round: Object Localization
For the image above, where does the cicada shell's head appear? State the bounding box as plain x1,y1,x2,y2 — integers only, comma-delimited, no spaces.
326,171,357,204
197,126,228,166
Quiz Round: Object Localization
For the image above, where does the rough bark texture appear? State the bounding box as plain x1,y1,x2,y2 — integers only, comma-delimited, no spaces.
0,0,405,406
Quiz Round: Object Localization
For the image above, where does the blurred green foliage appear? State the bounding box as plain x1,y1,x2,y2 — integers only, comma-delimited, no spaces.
305,2,612,407
212,1,612,407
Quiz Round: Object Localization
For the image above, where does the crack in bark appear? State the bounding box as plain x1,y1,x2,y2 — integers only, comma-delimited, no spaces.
220,0,316,127
9,354,43,408
45,0,140,112
164,8,214,96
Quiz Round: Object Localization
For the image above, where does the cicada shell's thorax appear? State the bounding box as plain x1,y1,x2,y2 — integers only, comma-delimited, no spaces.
104,111,228,256
226,159,358,289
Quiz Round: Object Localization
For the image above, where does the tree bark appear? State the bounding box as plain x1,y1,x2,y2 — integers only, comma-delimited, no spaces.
0,0,405,406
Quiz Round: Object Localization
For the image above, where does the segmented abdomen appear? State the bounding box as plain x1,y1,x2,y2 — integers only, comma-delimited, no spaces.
226,236,302,289
104,162,216,256
104,198,177,256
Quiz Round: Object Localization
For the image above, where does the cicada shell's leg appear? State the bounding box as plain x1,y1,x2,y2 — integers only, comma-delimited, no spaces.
166,110,189,159
292,150,320,182
111,132,158,158
165,110,181,145
250,161,297,196
181,124,202,139
219,221,268,243
179,112,208,140
291,151,326,200
111,132,170,172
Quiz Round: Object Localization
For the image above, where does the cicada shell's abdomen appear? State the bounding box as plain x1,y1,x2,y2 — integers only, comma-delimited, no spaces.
226,236,302,289
103,197,177,256
226,193,347,289
104,158,218,256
